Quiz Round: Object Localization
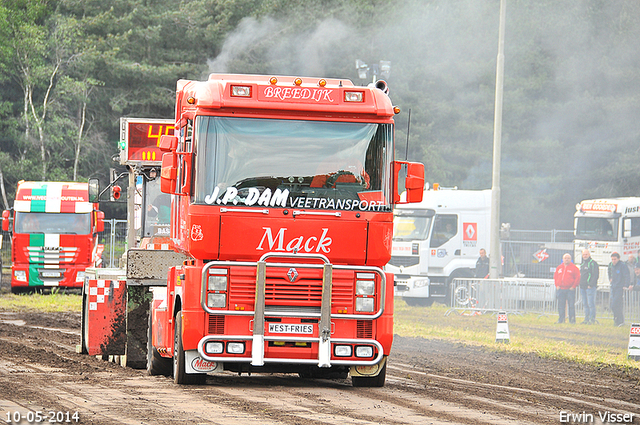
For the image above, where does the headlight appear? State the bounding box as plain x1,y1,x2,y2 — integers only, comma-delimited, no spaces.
413,279,429,289
355,297,374,312
207,293,226,308
227,342,245,354
14,270,27,282
356,280,375,295
208,275,227,291
334,345,352,357
355,346,374,358
76,271,86,283
205,341,224,354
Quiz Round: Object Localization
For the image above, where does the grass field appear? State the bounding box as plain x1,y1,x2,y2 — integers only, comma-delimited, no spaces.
395,300,639,369
0,291,82,312
0,291,637,369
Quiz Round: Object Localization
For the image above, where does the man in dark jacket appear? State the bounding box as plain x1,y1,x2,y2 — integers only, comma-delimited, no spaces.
554,253,580,324
579,249,599,324
475,248,490,278
608,252,629,326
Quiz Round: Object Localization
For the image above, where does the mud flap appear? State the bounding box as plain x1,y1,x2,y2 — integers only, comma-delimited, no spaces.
185,350,223,374
349,356,387,377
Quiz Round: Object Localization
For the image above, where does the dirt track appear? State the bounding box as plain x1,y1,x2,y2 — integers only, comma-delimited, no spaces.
0,311,639,424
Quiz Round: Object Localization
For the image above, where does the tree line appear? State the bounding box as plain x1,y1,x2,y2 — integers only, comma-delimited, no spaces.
0,0,638,229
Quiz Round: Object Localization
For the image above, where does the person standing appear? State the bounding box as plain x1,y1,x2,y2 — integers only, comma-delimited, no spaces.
554,253,581,324
608,252,629,327
475,248,490,278
625,254,637,279
631,265,640,291
579,249,599,324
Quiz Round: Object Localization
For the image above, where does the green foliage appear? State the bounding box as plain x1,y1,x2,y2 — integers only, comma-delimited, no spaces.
0,0,637,228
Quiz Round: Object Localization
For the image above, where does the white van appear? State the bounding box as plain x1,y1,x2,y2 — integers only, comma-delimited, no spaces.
387,187,492,306
574,197,640,286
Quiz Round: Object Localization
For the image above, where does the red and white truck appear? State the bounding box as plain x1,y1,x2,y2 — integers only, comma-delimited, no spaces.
1,181,104,293
81,74,424,387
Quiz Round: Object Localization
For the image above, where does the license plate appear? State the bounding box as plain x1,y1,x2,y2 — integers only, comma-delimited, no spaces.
41,271,61,277
268,323,314,334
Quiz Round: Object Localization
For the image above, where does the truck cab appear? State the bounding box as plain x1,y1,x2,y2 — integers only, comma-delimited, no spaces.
574,197,640,286
2,181,104,293
386,187,491,306
147,74,424,387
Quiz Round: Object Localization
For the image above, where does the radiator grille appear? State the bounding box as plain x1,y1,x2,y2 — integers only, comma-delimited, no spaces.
228,266,354,309
208,315,225,334
357,320,373,338
388,256,419,267
26,246,79,264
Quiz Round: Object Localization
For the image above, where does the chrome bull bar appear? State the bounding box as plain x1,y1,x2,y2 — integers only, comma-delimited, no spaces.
199,252,386,368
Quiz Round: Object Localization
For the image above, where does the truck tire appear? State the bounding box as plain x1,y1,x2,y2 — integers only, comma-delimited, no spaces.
173,313,206,385
351,361,386,388
147,311,171,376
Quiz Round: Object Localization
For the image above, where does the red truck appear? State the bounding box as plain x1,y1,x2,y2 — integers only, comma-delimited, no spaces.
79,74,424,386
2,181,104,293
147,74,424,387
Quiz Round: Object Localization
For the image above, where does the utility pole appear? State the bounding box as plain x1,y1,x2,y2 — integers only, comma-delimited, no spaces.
490,0,506,279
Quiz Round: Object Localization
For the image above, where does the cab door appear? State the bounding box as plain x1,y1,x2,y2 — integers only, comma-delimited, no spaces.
428,214,460,269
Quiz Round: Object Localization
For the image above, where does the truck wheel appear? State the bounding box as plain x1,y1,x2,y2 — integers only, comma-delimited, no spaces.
351,361,386,387
173,313,206,385
147,311,171,376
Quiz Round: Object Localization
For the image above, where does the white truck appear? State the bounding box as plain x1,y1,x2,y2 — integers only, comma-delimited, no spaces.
574,197,640,286
386,187,492,306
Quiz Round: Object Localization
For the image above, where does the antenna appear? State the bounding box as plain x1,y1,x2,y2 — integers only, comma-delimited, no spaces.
405,108,411,161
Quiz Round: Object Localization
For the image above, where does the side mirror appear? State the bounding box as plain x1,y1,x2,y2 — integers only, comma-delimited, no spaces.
2,210,10,232
88,178,100,203
159,135,178,152
393,161,425,204
161,152,178,194
95,210,105,233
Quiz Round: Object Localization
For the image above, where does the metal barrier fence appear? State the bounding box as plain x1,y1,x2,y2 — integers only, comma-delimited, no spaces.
502,240,575,279
0,219,128,272
100,219,128,268
506,229,574,243
450,278,640,323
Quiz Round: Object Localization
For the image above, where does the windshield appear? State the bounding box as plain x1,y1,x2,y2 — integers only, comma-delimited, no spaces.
193,117,392,212
393,210,433,241
14,212,91,234
575,217,618,242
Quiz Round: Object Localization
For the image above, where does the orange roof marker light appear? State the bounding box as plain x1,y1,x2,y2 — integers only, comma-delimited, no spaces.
269,76,278,85
294,78,303,86
187,96,196,104
318,79,327,87
393,106,401,114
